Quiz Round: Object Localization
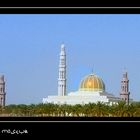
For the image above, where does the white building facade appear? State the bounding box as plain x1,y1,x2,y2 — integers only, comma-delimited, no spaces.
43,44,131,105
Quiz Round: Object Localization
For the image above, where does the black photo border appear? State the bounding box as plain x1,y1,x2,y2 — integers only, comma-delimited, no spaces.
0,6,140,137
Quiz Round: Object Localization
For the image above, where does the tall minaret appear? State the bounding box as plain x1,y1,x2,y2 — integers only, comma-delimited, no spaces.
58,44,66,96
120,71,130,105
0,75,6,107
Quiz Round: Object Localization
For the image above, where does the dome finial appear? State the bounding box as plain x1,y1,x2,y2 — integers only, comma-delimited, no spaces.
91,66,94,74
91,68,93,74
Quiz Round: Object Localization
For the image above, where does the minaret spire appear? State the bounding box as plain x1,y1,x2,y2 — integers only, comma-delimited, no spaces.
0,75,6,107
120,70,130,105
58,44,66,96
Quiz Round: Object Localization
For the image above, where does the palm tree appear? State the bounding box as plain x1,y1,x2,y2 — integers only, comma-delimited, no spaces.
0,105,2,115
113,101,127,117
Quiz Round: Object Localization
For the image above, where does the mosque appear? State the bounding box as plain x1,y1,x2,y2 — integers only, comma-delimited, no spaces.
42,44,131,105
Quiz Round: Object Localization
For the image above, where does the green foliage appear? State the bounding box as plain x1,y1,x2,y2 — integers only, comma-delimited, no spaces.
1,102,140,117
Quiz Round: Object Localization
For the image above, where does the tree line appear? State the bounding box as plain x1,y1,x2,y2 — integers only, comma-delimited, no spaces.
1,101,140,117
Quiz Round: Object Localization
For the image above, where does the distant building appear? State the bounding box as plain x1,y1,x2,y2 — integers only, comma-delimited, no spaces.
43,44,131,105
0,75,6,107
120,71,130,105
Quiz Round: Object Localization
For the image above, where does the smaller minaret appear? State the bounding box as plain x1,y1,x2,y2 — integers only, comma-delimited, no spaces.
120,71,130,105
58,44,66,96
0,75,6,107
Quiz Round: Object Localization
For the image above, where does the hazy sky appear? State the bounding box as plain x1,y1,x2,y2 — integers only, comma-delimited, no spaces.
0,14,140,104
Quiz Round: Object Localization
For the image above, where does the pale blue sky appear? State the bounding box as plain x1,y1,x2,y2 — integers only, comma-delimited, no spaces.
0,14,140,104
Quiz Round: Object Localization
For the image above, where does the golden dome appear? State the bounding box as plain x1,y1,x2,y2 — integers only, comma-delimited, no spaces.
79,74,105,92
